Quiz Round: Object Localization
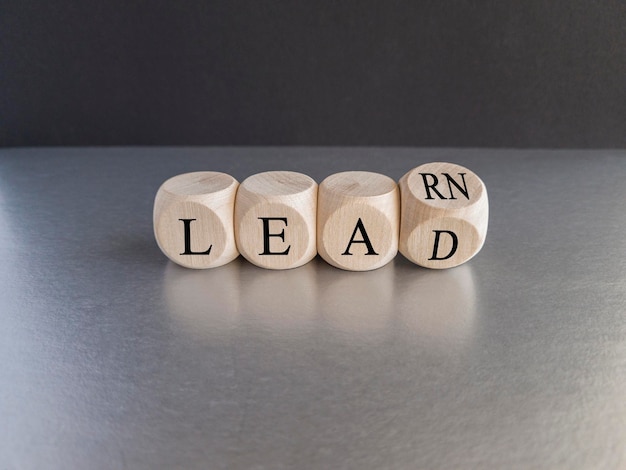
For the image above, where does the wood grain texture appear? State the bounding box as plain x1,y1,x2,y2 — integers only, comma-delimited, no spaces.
235,171,317,270
153,172,240,269
399,162,488,269
317,171,399,271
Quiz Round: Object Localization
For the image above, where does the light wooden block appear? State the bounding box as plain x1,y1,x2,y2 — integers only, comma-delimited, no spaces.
235,171,318,270
317,171,399,271
153,172,239,269
399,162,488,269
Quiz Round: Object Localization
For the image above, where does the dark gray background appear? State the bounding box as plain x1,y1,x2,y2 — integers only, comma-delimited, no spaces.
2,1,625,147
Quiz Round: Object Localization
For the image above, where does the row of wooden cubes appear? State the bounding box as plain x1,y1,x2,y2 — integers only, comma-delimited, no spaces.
154,162,488,271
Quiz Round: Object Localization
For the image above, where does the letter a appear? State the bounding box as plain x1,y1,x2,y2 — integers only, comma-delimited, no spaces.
179,219,213,255
342,218,379,256
428,230,458,260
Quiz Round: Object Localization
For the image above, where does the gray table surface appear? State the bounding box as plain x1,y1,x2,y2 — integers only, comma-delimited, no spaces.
1,147,625,470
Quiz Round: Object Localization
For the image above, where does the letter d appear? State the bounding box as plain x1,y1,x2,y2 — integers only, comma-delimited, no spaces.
428,230,458,261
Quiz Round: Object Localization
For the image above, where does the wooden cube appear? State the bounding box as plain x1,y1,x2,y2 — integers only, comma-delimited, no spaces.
153,172,239,269
235,171,318,269
399,162,488,269
317,171,399,271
